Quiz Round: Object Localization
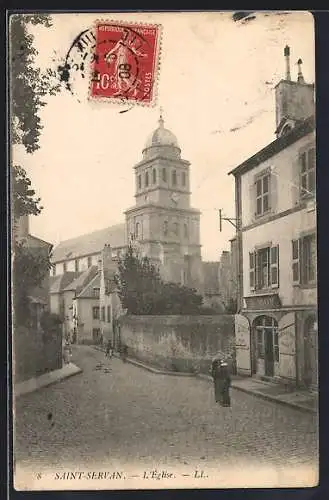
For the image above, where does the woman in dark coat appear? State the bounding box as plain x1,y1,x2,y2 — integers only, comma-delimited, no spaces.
211,358,231,407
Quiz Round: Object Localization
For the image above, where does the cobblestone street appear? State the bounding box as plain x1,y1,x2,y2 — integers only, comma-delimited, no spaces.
14,346,318,489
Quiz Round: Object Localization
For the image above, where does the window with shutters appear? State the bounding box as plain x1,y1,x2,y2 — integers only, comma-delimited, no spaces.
292,234,316,286
92,306,100,319
249,245,279,291
300,148,315,198
255,173,271,216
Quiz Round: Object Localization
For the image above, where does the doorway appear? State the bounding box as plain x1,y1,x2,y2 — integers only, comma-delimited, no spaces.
254,316,279,377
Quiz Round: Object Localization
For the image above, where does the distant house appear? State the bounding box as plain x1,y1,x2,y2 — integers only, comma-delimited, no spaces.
202,262,223,311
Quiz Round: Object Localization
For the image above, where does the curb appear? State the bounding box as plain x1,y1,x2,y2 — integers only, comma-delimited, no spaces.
91,346,316,414
15,363,83,398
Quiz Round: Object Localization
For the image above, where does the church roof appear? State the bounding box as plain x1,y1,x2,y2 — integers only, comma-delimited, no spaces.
51,224,126,263
144,116,179,150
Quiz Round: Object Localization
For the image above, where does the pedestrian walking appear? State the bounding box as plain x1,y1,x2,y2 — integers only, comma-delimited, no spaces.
105,340,113,359
211,355,231,407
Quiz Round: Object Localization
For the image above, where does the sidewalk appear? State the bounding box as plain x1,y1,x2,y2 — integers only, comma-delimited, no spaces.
94,346,317,414
15,362,82,398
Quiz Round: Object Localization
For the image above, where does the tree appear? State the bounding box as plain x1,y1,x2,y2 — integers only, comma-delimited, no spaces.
115,245,204,315
13,241,52,324
10,14,60,324
10,14,60,153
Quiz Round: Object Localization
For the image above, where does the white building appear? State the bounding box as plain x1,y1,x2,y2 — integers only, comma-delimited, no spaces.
230,47,317,389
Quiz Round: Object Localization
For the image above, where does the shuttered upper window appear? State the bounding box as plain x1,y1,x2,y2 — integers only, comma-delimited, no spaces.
249,245,279,291
300,148,316,198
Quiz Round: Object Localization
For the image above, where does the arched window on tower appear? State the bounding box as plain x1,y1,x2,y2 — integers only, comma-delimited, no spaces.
135,222,140,239
145,171,149,187
163,221,168,237
138,174,142,190
172,169,177,186
182,171,186,186
173,222,179,236
162,167,167,182
152,168,157,184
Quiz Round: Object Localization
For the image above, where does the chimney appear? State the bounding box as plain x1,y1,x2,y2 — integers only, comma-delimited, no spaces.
284,45,291,81
297,58,305,83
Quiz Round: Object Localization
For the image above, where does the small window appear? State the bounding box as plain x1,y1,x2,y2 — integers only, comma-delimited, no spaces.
172,170,177,186
135,222,140,239
87,256,92,268
145,171,149,187
75,259,79,272
182,171,186,186
93,287,100,298
300,148,315,197
92,306,100,319
255,173,270,216
173,222,179,236
138,174,142,189
152,168,157,184
163,221,168,236
162,167,167,182
101,306,105,321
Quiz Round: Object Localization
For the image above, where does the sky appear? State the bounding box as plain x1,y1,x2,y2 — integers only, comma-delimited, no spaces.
12,11,315,261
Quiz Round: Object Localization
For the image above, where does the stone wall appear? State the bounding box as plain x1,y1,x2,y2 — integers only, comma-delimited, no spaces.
119,315,235,374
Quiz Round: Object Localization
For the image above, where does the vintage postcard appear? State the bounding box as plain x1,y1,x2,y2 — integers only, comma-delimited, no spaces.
10,11,318,491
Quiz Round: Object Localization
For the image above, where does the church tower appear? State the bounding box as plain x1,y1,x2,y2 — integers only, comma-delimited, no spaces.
125,112,203,292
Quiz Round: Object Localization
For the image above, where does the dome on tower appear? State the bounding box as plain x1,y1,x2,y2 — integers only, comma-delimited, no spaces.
144,114,180,150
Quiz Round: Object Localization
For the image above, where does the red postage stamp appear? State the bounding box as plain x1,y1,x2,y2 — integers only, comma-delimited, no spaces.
90,21,162,105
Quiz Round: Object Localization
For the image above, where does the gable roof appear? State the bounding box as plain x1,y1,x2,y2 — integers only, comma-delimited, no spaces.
51,223,126,263
228,115,315,177
63,266,99,293
77,273,101,299
50,272,81,294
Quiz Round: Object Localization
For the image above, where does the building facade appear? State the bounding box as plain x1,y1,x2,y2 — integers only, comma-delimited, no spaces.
230,47,317,390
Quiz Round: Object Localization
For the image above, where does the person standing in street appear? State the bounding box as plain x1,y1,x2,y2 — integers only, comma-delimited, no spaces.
211,356,231,407
105,340,113,359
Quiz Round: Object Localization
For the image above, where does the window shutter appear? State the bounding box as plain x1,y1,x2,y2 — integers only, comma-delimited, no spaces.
270,172,278,214
291,156,301,206
292,239,300,284
249,251,255,291
270,245,279,288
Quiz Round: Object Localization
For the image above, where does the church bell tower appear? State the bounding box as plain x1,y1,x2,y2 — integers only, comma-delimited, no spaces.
124,111,203,292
